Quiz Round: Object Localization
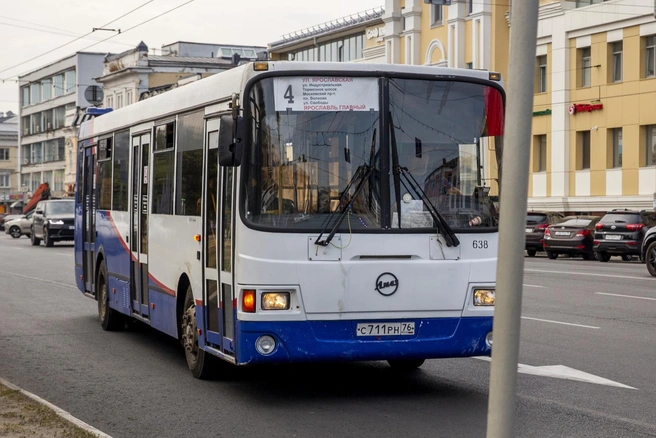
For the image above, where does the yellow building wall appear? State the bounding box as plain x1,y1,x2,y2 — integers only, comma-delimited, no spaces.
419,3,449,65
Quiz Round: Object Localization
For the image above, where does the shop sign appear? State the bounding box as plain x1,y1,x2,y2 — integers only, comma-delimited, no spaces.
533,109,551,117
366,27,386,39
569,103,603,115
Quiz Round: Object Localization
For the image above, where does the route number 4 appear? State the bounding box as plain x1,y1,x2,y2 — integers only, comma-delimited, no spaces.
284,85,295,104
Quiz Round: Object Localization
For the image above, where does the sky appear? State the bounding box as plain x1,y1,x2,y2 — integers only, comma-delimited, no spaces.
0,0,383,114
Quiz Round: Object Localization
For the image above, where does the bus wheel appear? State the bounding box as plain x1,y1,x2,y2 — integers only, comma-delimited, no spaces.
181,286,214,379
387,359,425,371
97,263,124,331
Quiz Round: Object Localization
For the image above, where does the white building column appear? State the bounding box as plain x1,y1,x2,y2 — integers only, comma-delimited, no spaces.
550,13,569,198
383,0,402,64
447,2,466,68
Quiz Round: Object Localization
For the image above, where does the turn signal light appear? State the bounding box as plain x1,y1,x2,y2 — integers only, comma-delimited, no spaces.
489,72,502,81
194,234,201,242
595,223,604,230
243,290,256,313
253,61,269,71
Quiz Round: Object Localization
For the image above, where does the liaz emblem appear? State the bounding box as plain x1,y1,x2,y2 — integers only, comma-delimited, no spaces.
375,272,399,296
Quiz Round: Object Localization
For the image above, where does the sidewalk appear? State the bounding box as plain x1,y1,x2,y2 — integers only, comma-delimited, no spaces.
0,379,110,438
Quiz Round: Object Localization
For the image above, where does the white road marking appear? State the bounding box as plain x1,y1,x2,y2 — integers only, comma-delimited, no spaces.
596,292,656,301
521,316,600,329
473,357,635,389
0,270,75,289
523,284,545,288
55,252,73,257
0,377,113,437
525,268,653,282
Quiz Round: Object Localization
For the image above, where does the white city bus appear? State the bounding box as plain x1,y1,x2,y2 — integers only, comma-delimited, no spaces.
74,61,505,378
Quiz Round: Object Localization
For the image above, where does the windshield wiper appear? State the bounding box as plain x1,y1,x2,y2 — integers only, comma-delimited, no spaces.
315,129,377,247
389,118,459,247
314,164,372,247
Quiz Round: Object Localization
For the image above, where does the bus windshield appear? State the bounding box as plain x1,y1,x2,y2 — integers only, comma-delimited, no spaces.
244,76,504,231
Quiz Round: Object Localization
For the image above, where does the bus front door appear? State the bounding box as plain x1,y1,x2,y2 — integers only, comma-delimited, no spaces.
202,118,235,355
130,133,150,318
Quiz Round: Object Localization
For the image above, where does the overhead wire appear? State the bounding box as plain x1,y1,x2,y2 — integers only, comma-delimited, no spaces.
0,0,157,79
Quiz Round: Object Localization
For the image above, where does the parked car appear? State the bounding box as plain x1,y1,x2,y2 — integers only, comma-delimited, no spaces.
30,199,75,247
593,209,653,262
0,214,24,232
641,225,656,276
543,216,601,260
4,211,34,238
525,211,565,256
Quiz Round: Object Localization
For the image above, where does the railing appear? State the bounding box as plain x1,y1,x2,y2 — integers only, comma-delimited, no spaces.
279,7,385,43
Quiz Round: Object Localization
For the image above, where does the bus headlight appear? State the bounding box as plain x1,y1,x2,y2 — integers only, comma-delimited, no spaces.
473,289,495,306
261,292,290,310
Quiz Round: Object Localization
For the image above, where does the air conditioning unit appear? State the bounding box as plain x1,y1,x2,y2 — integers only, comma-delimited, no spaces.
47,122,52,130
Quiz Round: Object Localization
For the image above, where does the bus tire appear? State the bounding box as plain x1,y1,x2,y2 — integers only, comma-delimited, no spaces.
181,286,214,379
97,263,124,331
387,359,425,371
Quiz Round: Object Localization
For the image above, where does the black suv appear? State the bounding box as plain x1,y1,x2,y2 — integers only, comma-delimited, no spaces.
525,211,564,256
593,209,655,262
30,199,75,247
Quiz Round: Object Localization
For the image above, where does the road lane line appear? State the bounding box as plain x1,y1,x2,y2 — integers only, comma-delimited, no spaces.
523,284,545,288
595,292,656,301
521,316,600,329
0,377,112,438
525,268,653,282
0,270,75,290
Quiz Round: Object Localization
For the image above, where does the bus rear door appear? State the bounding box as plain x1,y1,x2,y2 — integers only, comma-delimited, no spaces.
130,132,151,318
82,144,96,294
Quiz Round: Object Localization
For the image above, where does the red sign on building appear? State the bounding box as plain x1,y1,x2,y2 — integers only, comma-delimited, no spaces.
569,103,603,115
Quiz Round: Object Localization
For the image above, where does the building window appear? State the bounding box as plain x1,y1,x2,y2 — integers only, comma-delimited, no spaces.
126,91,133,105
116,94,123,109
580,47,591,87
54,169,64,192
65,70,76,94
53,74,64,97
0,148,8,160
647,35,656,78
431,5,443,26
21,87,29,107
30,83,41,105
611,41,622,82
537,55,547,93
402,7,407,31
578,131,591,170
535,135,547,172
466,62,473,69
611,128,622,168
0,173,9,188
646,125,656,167
467,0,473,14
107,95,113,108
41,79,52,101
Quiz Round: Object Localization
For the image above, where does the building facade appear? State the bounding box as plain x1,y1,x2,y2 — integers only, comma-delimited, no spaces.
0,111,19,213
18,52,106,198
97,41,267,109
528,0,656,213
268,8,386,63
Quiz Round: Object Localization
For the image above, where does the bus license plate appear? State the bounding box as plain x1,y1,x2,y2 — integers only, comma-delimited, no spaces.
606,235,622,240
356,322,415,337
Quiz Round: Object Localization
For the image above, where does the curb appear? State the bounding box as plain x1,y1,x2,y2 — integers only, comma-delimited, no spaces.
0,377,112,438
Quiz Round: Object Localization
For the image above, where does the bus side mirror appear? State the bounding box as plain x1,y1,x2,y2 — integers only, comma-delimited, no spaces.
219,114,244,167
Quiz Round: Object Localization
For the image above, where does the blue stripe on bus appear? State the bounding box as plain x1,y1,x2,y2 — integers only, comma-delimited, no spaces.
230,317,492,365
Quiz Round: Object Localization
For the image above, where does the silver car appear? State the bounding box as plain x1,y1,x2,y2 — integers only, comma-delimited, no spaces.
4,212,34,238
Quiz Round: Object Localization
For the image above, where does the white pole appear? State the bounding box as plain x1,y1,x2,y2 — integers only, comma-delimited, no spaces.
486,1,540,437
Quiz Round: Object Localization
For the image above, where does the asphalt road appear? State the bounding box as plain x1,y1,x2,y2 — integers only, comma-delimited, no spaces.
1,234,655,437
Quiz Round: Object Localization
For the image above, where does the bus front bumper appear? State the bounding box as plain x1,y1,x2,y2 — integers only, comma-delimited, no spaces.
234,316,493,365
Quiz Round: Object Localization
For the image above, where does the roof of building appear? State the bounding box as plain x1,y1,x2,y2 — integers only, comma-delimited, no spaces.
18,52,108,79
146,55,233,65
270,7,384,48
162,40,267,50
